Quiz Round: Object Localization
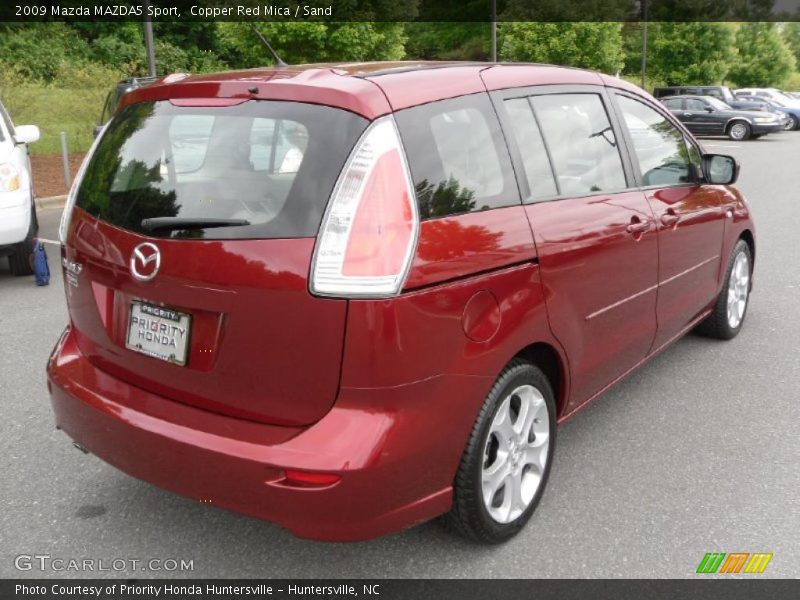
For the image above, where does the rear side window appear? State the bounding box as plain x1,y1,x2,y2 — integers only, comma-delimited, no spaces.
530,93,627,195
662,98,683,110
616,95,694,187
503,97,557,201
76,100,367,239
395,93,519,219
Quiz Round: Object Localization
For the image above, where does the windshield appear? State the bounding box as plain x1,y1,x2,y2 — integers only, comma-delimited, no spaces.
705,97,731,111
773,93,793,104
76,100,367,239
0,102,15,142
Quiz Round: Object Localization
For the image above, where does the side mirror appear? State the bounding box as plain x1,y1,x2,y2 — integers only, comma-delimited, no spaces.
705,106,714,113
14,124,40,145
703,154,739,185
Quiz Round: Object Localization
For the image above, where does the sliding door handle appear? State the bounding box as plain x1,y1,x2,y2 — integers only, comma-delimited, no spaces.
626,218,651,235
661,209,680,226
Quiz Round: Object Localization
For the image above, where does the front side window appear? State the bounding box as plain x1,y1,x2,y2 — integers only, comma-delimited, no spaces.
529,93,627,196
75,100,367,239
686,98,708,112
617,95,694,187
395,93,519,219
662,98,683,110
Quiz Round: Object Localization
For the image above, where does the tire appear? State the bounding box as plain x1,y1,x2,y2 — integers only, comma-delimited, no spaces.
443,359,557,543
727,121,751,141
695,239,752,340
9,203,37,277
787,114,799,131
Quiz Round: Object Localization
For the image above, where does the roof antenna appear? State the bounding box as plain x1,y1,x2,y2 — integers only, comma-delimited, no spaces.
252,26,287,67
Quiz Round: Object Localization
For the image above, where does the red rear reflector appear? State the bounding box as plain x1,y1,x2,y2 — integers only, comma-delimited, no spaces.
283,470,341,487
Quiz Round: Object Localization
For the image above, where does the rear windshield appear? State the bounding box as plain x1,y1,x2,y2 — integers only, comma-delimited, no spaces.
76,100,367,239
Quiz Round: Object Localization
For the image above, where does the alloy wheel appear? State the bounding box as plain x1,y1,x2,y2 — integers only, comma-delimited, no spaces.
481,384,550,524
729,123,747,140
727,251,750,329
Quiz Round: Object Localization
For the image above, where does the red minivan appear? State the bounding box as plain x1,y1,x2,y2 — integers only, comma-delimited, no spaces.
48,62,755,543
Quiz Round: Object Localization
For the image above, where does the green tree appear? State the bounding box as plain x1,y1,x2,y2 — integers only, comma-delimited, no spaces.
0,23,91,81
728,23,796,87
499,23,625,74
644,23,736,86
404,0,497,60
405,23,492,60
217,22,406,68
781,22,800,67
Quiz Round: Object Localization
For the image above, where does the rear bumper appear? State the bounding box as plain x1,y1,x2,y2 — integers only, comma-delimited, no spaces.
47,326,486,541
0,190,31,247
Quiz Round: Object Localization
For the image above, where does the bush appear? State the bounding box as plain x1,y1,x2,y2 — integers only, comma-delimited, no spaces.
0,23,91,82
0,61,119,156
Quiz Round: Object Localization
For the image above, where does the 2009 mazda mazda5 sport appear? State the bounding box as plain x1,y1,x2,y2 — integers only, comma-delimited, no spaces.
48,62,755,543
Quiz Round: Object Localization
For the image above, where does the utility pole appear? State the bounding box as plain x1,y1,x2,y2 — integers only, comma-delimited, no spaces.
491,0,497,62
143,0,156,77
640,0,648,89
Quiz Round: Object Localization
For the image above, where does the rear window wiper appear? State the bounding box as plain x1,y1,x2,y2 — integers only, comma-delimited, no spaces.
141,217,251,232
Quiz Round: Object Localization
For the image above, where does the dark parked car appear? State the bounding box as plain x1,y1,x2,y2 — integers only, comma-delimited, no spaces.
50,62,755,543
95,76,161,136
661,95,782,140
735,94,800,130
653,85,767,112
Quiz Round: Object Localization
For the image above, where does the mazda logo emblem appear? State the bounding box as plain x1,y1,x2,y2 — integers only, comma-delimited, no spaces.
130,242,161,282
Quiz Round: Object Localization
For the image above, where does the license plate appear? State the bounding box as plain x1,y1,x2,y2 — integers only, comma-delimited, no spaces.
125,301,191,366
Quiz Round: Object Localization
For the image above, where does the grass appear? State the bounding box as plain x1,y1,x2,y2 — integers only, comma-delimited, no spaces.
0,83,110,155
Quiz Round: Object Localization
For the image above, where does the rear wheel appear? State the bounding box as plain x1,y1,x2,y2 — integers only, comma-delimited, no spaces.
9,203,37,277
444,360,556,543
728,121,751,141
696,239,752,340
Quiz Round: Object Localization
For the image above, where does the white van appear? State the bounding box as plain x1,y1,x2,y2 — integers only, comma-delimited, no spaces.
0,100,39,275
735,87,800,108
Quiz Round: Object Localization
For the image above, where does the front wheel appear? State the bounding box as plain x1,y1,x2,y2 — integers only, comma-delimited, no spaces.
443,360,557,543
786,114,799,131
696,239,752,340
728,121,751,141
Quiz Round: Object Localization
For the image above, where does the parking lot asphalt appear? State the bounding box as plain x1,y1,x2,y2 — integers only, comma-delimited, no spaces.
1,132,798,579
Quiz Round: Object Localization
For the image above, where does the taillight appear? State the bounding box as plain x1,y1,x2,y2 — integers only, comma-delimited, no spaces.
311,115,418,298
